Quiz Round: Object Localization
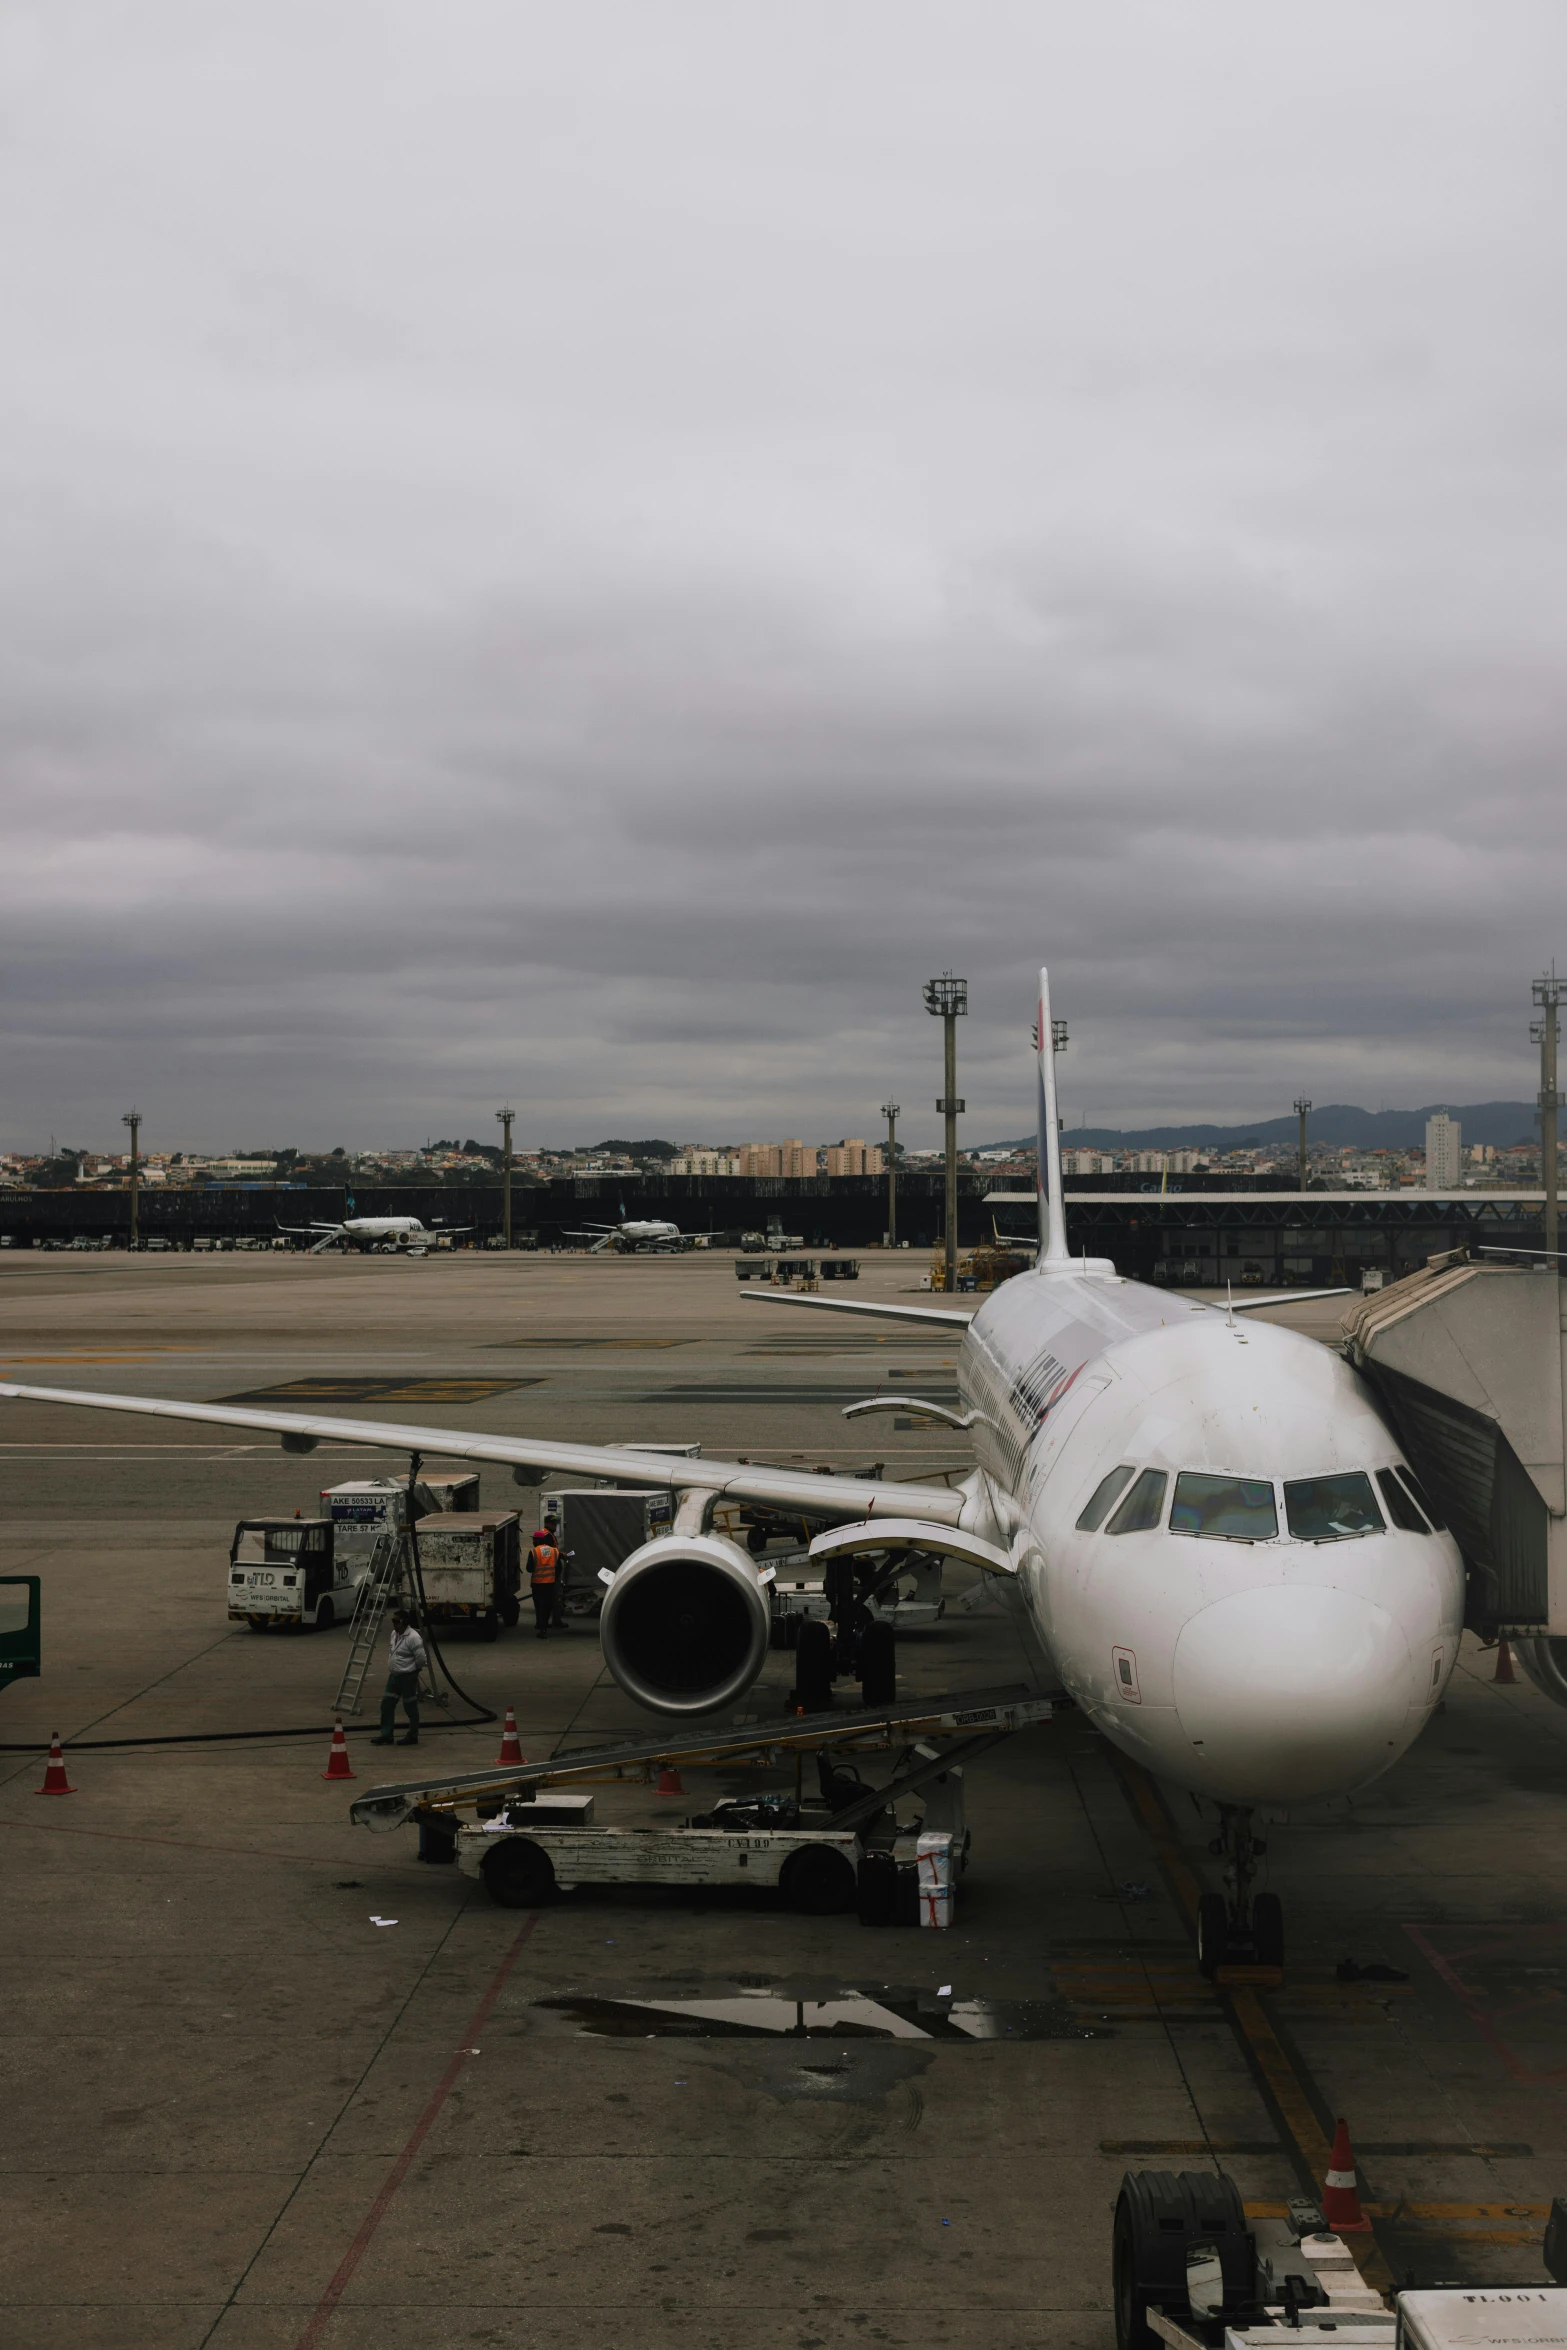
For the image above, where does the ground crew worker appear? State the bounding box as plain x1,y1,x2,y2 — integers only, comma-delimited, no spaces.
528,1524,561,1639
372,1608,426,1745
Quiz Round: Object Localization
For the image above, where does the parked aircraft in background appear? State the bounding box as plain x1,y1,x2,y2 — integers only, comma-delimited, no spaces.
277,1215,471,1255
564,1214,686,1252
5,967,1458,1977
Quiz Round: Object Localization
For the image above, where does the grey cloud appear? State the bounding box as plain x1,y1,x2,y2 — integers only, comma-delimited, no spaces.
2,2,1565,1150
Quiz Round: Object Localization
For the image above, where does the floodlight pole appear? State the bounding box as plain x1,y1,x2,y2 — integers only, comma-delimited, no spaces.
496,1105,516,1249
881,1101,900,1249
122,1110,141,1250
1533,968,1562,1270
1294,1098,1312,1193
923,974,967,1293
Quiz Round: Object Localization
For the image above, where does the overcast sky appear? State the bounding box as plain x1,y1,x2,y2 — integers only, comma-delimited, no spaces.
3,4,1564,1153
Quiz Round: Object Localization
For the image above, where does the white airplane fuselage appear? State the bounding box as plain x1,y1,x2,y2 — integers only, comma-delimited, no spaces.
955,1265,1464,1807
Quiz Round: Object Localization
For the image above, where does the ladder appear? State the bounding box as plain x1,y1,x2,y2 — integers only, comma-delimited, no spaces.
333,1534,403,1715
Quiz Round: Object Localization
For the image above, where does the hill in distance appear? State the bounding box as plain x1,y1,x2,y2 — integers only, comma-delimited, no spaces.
980,1101,1550,1152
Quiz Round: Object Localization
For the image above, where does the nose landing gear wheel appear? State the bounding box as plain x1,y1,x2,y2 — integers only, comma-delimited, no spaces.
1197,1891,1229,1979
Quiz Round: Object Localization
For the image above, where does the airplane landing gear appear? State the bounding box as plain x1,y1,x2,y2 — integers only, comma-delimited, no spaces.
1197,1806,1283,1977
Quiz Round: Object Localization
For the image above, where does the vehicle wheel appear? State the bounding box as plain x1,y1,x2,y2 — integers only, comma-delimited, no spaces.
315,1598,335,1631
1111,2188,1162,2350
246,1619,268,1635
746,1522,768,1554
477,1609,500,1643
1252,1891,1284,1968
859,1621,896,1709
481,1836,556,1908
779,1844,857,1916
795,1619,833,1713
500,1598,520,1629
1197,1891,1229,1979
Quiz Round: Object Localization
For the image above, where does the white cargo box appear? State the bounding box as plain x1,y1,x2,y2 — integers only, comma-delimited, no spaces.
1398,2291,1567,2350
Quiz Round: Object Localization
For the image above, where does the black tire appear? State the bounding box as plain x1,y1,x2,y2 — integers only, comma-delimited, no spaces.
780,1843,857,1916
476,1610,500,1644
1112,2193,1160,2350
859,1620,896,1709
795,1619,833,1713
481,1836,556,1908
246,1619,268,1635
1197,1891,1229,1980
1252,1891,1284,1968
314,1598,335,1631
500,1598,520,1629
746,1522,768,1554
856,1850,898,1927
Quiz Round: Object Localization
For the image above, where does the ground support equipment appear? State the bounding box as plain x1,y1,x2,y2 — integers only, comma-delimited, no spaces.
348,1685,1053,1920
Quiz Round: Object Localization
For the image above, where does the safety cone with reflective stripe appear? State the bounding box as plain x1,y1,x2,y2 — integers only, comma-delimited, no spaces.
1321,2116,1371,2232
1494,1638,1517,1684
37,1732,75,1795
656,1765,685,1796
321,1717,355,1781
495,1707,524,1766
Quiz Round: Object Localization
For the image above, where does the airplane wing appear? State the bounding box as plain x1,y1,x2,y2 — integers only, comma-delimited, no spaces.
740,1291,974,1329
0,1381,968,1525
275,1223,341,1235
1226,1287,1354,1312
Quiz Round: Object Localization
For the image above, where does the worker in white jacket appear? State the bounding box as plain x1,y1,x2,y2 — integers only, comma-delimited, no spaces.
372,1609,427,1746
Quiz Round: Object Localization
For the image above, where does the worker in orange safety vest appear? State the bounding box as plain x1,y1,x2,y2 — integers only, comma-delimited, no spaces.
528,1524,562,1639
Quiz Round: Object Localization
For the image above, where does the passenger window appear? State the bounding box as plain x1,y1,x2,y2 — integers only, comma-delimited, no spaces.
1284,1472,1384,1542
1170,1473,1278,1543
1106,1469,1168,1535
1077,1465,1135,1532
1376,1468,1428,1533
1395,1464,1445,1531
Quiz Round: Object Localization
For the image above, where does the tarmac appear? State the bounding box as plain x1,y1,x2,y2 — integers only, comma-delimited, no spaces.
2,1248,1566,2348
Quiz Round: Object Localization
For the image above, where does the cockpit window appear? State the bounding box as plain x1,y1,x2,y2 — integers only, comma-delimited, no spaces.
1105,1469,1168,1535
1376,1468,1429,1533
1284,1472,1384,1542
1395,1464,1445,1530
1077,1465,1135,1531
1170,1472,1278,1542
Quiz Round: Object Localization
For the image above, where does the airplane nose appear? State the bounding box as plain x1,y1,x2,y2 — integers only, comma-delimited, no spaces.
1171,1583,1414,1803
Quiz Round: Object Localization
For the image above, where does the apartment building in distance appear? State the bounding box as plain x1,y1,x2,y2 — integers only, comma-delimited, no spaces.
1425,1113,1462,1190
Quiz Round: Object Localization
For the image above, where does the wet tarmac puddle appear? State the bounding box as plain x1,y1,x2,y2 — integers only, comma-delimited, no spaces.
530,1979,1106,2041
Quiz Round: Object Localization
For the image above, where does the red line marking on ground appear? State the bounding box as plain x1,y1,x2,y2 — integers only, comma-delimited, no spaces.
293,1913,541,2349
1404,1923,1567,2089
0,1816,428,1871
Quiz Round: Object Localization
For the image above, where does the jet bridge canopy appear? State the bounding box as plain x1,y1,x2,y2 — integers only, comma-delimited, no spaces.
1342,1256,1566,1634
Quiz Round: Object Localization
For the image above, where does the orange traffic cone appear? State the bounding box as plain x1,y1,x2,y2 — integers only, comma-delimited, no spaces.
1494,1638,1517,1684
1321,2117,1372,2232
321,1717,355,1781
656,1765,685,1796
495,1707,524,1765
37,1732,75,1795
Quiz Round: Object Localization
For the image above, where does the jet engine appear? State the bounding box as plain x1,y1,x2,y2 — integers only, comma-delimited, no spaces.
1513,1637,1567,1709
597,1531,773,1716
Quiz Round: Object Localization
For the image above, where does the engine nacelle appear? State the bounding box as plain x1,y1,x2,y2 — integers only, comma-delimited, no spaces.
598,1531,772,1716
1514,1637,1567,1708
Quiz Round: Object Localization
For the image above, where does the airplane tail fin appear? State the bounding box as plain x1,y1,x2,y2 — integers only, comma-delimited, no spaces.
1037,966,1070,1266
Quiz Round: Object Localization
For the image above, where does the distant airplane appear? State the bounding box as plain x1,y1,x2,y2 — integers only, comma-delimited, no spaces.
278,1215,470,1256
563,1214,686,1253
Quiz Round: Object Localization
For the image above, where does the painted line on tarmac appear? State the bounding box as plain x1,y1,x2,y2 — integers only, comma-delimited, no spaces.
292,1913,543,2350
0,1816,437,1875
1114,1756,1396,2297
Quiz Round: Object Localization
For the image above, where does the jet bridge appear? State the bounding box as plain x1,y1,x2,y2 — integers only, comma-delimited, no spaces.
1341,1253,1567,1648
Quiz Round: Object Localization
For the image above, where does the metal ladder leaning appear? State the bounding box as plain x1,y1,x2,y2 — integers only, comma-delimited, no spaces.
334,1534,404,1716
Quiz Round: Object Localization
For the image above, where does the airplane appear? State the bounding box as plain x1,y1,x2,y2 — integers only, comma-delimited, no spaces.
277,1215,472,1255
562,1214,687,1253
0,966,1462,1976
